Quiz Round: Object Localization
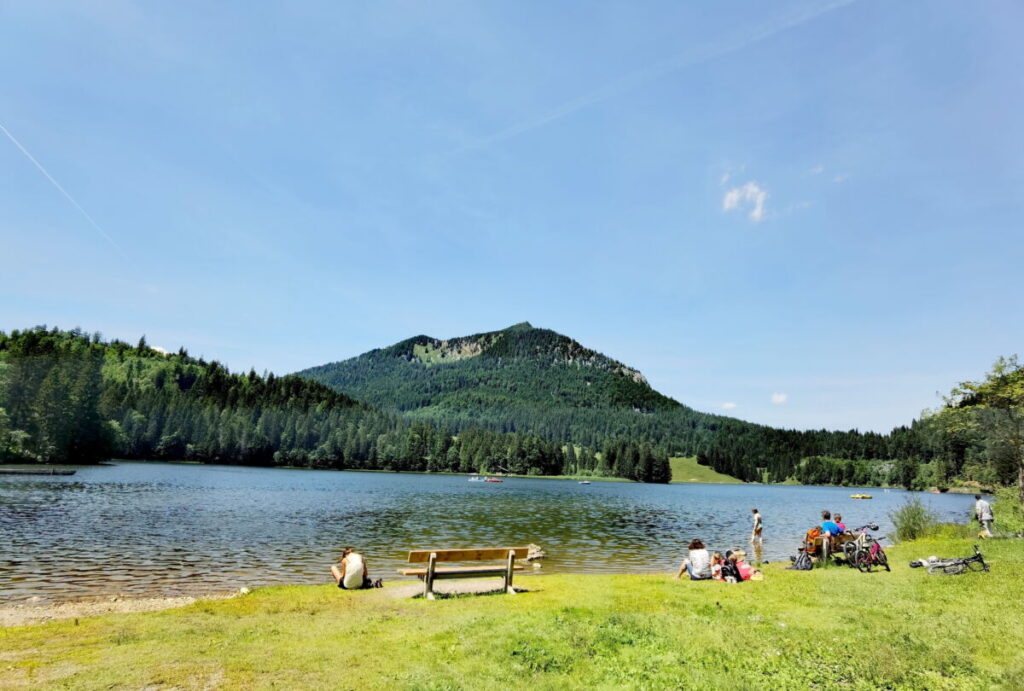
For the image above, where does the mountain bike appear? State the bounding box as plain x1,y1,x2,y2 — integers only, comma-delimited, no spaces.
910,546,989,575
841,523,880,568
853,535,889,572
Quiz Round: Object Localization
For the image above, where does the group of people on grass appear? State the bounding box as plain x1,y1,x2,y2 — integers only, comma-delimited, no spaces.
334,496,998,591
675,537,764,583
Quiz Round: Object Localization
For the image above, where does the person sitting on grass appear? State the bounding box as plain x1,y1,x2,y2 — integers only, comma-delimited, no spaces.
710,552,726,582
675,539,711,580
331,548,382,589
730,549,763,581
820,510,842,536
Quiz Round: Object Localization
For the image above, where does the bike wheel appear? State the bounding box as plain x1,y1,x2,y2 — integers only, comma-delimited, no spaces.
967,559,988,572
843,542,858,567
939,562,965,575
855,550,872,573
876,550,890,572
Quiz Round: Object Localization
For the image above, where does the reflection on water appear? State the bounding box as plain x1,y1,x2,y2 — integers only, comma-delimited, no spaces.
0,462,976,603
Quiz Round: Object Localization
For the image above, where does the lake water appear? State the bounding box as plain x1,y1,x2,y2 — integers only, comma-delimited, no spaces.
0,461,978,603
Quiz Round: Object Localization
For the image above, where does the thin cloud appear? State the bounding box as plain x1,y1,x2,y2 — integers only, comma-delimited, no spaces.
833,173,848,183
722,402,738,410
771,392,788,405
808,164,825,175
0,121,127,258
455,0,857,153
723,181,768,222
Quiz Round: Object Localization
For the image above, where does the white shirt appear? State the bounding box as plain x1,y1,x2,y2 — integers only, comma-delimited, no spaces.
976,499,993,521
342,553,366,588
688,548,711,578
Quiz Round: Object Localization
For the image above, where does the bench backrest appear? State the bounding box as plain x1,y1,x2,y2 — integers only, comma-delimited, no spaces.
407,547,528,563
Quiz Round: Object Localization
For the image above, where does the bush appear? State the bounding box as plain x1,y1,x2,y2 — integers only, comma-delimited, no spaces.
993,486,1024,536
889,498,940,542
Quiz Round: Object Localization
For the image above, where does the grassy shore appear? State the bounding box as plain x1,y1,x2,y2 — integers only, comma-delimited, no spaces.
670,455,743,484
4,537,1020,689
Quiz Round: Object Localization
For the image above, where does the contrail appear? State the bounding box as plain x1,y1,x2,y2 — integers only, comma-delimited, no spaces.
0,120,127,258
455,0,856,154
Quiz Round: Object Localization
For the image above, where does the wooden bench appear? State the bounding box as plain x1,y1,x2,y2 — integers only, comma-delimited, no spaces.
398,547,528,600
806,534,855,563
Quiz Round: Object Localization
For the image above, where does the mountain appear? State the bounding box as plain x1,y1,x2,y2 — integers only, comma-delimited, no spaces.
0,326,669,482
298,321,678,421
297,323,918,482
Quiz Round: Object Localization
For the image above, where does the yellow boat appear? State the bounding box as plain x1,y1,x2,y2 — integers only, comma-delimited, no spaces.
850,494,872,499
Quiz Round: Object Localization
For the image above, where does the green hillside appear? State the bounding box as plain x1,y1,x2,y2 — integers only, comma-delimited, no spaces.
296,323,911,483
2,327,669,481
669,456,742,484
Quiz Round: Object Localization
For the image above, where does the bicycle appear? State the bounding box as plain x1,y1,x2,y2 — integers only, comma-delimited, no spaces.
910,546,989,575
841,523,880,568
853,535,889,572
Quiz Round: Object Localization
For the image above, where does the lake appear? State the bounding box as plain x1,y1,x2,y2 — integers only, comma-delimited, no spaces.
0,461,978,603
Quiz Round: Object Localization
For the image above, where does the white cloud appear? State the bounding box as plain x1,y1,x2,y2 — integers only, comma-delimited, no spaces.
832,173,848,183
719,172,731,185
152,346,169,355
771,392,788,405
809,164,825,175
723,181,768,222
722,402,738,410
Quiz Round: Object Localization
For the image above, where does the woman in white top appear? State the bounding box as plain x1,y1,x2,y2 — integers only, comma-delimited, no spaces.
331,548,371,589
675,539,712,580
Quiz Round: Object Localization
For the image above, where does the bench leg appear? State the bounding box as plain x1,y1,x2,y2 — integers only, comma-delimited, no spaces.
505,550,516,594
424,552,437,600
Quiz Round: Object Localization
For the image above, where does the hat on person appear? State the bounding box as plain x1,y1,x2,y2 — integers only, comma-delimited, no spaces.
732,549,747,561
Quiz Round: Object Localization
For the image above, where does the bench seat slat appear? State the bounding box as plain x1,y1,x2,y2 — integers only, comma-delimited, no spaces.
399,565,525,577
406,547,528,563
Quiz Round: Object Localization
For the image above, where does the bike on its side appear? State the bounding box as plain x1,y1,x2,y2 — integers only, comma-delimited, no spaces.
910,546,989,575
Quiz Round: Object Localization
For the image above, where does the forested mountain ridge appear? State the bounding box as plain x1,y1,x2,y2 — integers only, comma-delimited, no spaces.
297,322,916,483
0,327,671,482
307,322,673,414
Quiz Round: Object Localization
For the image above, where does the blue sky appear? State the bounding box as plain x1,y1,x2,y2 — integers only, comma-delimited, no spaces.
2,1,1022,433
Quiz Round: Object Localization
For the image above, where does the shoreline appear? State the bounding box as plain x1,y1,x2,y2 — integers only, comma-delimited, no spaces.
0,591,241,628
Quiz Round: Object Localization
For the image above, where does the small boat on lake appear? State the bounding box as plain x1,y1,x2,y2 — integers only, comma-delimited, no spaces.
578,481,591,485
468,476,483,482
484,477,503,483
850,494,872,499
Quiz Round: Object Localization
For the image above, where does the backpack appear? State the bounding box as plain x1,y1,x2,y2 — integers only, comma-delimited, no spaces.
788,551,813,571
721,561,742,583
804,527,822,555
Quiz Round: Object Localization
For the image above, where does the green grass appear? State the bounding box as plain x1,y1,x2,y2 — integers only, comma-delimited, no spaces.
670,456,743,484
3,537,1022,689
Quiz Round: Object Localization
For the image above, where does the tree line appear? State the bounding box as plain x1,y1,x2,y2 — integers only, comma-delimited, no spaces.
0,327,670,483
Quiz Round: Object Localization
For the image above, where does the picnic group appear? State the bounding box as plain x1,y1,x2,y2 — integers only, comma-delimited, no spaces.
675,506,864,581
329,498,997,590
675,508,767,583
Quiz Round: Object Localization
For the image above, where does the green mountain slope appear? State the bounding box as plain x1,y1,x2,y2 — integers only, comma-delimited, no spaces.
297,323,924,483
299,322,677,423
0,327,669,482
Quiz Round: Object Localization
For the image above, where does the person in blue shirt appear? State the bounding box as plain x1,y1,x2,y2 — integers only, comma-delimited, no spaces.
820,510,843,536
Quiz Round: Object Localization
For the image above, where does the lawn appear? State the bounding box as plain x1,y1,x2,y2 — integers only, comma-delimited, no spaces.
2,537,1021,689
670,455,743,484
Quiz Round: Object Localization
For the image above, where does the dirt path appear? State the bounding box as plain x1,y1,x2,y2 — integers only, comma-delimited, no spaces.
2,577,533,626
0,593,237,628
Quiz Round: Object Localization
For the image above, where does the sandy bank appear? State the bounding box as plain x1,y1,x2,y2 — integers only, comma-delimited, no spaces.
0,592,237,628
